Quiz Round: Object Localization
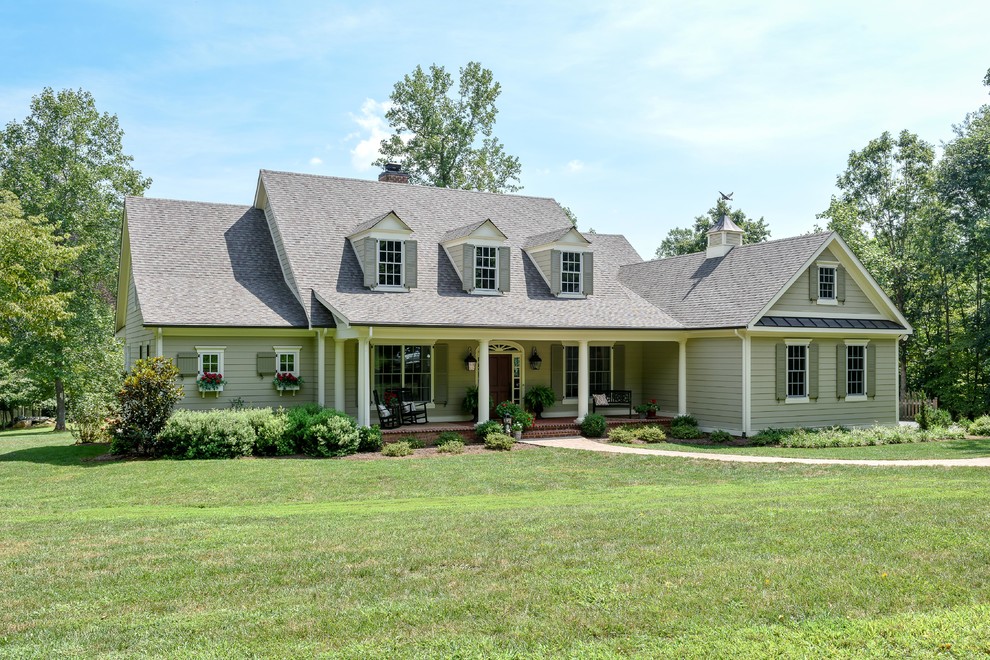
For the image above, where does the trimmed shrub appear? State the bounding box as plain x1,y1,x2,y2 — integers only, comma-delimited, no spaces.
357,425,383,453
285,404,324,451
636,425,667,443
607,427,638,443
580,413,607,438
382,441,413,457
484,433,515,451
969,416,990,437
437,440,464,454
300,410,360,457
436,431,465,447
672,414,698,428
475,420,504,440
395,435,425,449
709,429,733,443
243,408,292,456
110,357,183,456
670,422,702,440
156,409,256,459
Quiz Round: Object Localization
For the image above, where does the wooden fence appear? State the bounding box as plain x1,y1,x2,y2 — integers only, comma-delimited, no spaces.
900,394,938,421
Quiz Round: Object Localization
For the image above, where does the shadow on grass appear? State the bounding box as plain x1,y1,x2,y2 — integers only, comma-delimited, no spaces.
0,442,112,466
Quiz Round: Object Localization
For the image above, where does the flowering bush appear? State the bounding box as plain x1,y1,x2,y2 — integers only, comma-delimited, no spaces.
273,372,304,388
635,399,660,414
197,372,226,390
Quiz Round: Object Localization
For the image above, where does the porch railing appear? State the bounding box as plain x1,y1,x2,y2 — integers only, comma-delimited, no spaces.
900,393,938,421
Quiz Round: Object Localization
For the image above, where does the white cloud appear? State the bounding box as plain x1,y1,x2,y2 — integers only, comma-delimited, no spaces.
566,159,585,173
309,156,323,166
348,98,393,171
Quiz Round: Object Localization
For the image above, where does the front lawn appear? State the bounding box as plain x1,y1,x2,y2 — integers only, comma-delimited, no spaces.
2,429,990,657
615,437,990,460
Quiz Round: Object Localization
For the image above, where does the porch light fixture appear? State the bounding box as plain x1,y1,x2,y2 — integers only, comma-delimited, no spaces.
464,350,477,371
528,348,543,371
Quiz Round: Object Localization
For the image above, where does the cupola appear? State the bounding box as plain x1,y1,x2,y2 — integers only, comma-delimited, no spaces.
706,194,745,259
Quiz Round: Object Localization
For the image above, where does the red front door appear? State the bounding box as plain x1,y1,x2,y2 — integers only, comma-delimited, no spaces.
489,354,513,418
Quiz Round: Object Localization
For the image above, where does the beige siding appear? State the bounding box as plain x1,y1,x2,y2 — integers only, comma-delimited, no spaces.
446,244,464,283
769,247,882,317
530,249,552,286
750,337,897,429
124,274,153,367
687,337,743,431
166,335,317,411
642,342,679,414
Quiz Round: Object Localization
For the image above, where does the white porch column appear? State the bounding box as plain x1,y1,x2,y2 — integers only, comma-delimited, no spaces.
477,340,491,424
334,338,345,411
316,329,326,407
678,338,688,416
155,328,163,357
576,340,589,422
357,336,370,427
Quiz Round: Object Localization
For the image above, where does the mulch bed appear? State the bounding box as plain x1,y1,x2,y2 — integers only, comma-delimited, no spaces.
343,441,535,461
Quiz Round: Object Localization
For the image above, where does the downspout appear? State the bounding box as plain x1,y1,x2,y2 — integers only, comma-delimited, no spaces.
734,329,751,437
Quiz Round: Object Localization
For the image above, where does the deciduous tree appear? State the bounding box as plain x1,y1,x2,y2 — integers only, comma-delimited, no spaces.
655,198,770,258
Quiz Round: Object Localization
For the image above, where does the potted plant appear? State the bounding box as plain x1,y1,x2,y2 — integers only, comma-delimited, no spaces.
273,372,304,396
512,421,523,441
197,372,225,397
462,385,494,422
523,385,556,419
634,399,660,419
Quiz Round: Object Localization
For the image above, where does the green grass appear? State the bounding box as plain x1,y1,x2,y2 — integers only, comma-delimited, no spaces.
3,428,990,657
615,437,990,460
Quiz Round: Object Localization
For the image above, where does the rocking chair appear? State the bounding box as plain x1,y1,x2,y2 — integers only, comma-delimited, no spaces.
373,389,402,429
393,388,429,425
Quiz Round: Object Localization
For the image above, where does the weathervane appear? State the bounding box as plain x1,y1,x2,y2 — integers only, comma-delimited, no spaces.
719,191,733,202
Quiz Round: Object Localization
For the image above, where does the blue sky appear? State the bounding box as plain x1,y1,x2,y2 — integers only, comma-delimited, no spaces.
2,1,988,258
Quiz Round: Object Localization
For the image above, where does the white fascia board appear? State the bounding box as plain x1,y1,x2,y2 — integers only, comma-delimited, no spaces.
115,210,131,334
747,235,834,329
826,233,912,332
252,171,267,209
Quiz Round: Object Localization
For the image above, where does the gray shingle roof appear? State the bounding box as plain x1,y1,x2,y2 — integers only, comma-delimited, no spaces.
440,219,499,243
260,170,682,329
523,226,588,248
125,197,310,327
619,233,833,328
349,210,398,235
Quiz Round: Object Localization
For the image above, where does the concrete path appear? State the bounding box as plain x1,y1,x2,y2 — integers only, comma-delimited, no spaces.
520,437,990,467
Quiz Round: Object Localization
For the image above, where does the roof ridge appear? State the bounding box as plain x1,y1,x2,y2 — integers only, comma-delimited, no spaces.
127,195,251,208
623,231,832,269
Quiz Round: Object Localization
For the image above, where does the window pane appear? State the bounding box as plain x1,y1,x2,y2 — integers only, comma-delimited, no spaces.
202,353,219,373
278,353,295,373
561,252,582,293
847,345,865,395
402,345,431,402
374,345,403,399
787,345,807,397
564,346,578,398
590,346,611,393
819,267,835,299
378,240,403,287
475,246,497,291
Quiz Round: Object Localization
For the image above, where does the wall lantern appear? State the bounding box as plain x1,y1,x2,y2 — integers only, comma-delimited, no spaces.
528,348,543,371
464,350,477,371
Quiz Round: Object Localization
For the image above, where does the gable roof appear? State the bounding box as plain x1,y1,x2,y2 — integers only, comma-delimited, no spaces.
523,226,590,249
259,170,681,329
124,197,309,327
349,210,410,235
619,232,833,328
440,219,506,243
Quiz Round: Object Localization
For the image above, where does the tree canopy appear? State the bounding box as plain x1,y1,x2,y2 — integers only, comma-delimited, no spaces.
374,61,522,193
655,198,771,258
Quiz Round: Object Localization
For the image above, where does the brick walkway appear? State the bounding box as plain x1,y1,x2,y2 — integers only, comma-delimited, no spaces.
519,437,990,467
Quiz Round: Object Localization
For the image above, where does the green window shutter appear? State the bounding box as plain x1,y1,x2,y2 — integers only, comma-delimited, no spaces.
836,343,847,399
176,352,199,376
462,243,475,293
775,342,786,401
612,344,625,390
836,265,846,302
404,240,417,289
808,266,819,301
582,252,594,296
363,238,377,288
867,344,876,398
256,352,276,377
808,342,819,400
433,343,448,405
498,246,510,293
550,249,561,295
550,344,564,400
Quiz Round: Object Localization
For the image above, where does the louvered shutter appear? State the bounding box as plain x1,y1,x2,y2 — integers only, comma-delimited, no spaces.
363,238,377,288
498,246,510,293
550,249,561,295
808,342,819,400
433,344,448,405
256,352,276,377
836,343,847,399
582,252,594,296
404,240,417,289
836,265,846,303
462,244,475,293
809,266,819,301
775,343,786,401
866,344,876,398
176,352,199,376
612,344,625,390
550,344,564,400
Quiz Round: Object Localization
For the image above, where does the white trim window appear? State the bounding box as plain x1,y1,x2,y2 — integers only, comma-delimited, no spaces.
377,239,403,288
561,251,582,294
819,265,837,301
195,346,226,376
374,344,432,403
475,246,497,291
563,345,611,398
273,346,301,377
786,344,807,398
846,344,866,397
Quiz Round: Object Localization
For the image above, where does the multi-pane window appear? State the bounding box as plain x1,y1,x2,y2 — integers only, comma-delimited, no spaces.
561,252,582,294
847,345,866,396
819,266,836,300
786,344,807,397
374,345,432,402
475,246,497,291
277,351,297,375
378,240,403,287
200,353,220,375
564,345,611,398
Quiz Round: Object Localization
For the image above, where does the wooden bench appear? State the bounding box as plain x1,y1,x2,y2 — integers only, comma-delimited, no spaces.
591,390,633,416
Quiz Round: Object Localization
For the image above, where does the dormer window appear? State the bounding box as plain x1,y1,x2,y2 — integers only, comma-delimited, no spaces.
347,211,417,292
523,226,593,298
474,246,498,291
378,239,404,288
440,219,510,295
560,252,582,294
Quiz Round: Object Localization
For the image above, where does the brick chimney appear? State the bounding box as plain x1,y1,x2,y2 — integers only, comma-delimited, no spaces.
378,163,411,184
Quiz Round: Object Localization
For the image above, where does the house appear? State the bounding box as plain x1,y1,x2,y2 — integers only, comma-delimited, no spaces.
115,165,912,436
